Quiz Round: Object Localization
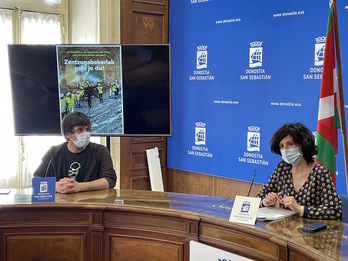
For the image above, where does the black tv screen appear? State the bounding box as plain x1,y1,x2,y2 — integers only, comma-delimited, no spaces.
8,44,171,136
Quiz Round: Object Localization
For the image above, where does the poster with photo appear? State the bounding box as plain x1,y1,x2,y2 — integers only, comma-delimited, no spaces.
56,45,123,135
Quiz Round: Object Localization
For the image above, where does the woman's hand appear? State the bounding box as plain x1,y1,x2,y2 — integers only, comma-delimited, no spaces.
262,192,281,207
279,196,301,214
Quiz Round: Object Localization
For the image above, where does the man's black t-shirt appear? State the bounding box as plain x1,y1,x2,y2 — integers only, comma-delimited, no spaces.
62,144,89,182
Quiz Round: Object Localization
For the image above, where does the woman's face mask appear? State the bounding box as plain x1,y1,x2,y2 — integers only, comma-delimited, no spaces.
281,147,303,165
72,132,90,148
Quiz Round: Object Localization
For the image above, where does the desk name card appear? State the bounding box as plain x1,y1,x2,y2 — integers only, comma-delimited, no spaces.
229,195,260,225
32,177,56,203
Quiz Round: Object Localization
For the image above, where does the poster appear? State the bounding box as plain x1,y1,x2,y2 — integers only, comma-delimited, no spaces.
56,45,123,135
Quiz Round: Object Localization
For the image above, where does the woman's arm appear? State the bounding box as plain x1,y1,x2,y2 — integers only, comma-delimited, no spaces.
305,164,342,221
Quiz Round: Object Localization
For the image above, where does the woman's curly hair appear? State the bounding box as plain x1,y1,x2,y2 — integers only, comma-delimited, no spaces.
270,122,318,163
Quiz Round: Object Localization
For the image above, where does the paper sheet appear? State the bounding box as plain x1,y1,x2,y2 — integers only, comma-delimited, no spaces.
257,207,296,221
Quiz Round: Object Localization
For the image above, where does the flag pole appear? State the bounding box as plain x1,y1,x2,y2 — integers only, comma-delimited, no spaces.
332,0,348,194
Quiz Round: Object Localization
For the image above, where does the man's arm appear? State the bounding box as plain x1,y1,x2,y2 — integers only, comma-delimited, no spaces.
33,149,55,178
56,177,109,194
95,145,117,188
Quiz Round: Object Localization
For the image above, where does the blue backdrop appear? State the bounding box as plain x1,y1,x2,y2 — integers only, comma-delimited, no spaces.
168,0,348,195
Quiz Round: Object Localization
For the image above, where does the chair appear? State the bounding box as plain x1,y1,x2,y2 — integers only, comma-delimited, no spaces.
340,194,348,223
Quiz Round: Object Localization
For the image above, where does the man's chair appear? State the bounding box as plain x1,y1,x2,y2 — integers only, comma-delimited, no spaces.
340,194,348,223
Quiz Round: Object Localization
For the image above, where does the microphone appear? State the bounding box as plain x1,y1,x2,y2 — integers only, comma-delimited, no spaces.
45,158,54,177
247,169,257,197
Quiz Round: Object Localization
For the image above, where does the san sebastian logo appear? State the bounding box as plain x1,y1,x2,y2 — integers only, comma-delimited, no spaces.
237,126,268,165
241,202,251,213
189,45,215,81
187,122,213,158
195,121,206,145
40,181,48,193
247,126,260,152
302,36,324,80
314,36,325,66
240,41,271,81
197,45,208,69
249,41,263,68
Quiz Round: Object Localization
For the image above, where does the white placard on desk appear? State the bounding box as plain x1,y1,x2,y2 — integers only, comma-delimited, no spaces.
229,195,261,225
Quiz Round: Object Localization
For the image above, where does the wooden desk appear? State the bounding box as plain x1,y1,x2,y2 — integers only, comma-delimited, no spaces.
0,189,346,261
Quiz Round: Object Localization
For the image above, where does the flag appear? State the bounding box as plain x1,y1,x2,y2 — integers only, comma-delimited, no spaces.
316,4,340,185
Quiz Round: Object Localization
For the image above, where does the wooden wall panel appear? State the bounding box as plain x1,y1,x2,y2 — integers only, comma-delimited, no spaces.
120,0,169,190
121,0,169,44
120,137,167,190
110,237,182,261
133,12,164,43
167,169,215,196
166,168,263,199
6,234,85,261
215,174,263,198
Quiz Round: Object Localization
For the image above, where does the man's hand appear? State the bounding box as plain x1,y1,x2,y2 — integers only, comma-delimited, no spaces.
56,177,109,193
56,178,81,194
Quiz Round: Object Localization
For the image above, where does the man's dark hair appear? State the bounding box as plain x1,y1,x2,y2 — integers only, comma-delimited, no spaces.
270,122,318,163
61,112,91,138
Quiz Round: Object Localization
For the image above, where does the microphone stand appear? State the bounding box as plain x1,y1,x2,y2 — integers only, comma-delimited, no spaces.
247,169,257,197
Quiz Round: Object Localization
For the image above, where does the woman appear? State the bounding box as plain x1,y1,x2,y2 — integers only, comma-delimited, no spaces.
258,123,342,221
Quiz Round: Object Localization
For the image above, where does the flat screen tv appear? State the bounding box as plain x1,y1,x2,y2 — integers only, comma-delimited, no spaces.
8,44,171,136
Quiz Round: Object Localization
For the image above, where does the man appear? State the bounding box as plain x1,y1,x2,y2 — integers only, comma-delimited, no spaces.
97,82,104,103
84,86,94,113
33,112,117,193
109,82,114,99
60,93,67,119
115,80,120,96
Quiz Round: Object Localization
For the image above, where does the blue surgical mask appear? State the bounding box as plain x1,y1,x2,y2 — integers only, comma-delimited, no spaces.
281,147,303,165
73,132,90,148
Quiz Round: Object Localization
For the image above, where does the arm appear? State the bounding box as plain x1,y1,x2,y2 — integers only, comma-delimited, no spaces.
33,148,55,178
95,145,117,188
257,163,282,207
56,177,109,193
305,164,342,221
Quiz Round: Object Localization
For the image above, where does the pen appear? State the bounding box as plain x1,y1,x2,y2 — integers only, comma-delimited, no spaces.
278,190,285,207
278,190,284,199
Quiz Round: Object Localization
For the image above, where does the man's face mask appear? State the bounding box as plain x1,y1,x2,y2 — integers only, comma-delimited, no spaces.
73,132,90,148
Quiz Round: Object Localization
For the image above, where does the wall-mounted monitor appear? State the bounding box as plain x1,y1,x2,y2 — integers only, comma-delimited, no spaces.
8,44,171,136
